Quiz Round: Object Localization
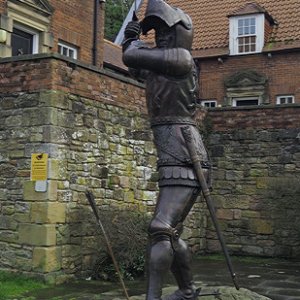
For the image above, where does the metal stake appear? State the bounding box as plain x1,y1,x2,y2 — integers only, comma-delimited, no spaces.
85,191,130,300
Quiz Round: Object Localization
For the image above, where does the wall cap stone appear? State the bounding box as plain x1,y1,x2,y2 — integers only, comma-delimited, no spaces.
207,104,300,112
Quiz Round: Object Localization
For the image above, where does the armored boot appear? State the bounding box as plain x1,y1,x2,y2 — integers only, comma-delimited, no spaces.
163,238,197,300
163,289,199,300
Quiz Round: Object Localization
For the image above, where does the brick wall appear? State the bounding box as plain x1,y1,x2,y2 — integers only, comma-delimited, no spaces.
198,51,300,105
0,0,5,13
48,0,105,66
208,106,300,131
0,53,147,112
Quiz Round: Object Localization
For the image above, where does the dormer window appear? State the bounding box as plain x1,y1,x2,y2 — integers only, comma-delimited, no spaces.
229,14,264,55
228,3,275,56
237,17,257,53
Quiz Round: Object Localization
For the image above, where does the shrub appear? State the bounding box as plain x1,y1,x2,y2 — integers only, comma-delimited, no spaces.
91,209,151,281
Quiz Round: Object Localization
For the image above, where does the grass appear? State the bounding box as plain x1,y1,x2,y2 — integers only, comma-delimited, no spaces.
0,271,48,300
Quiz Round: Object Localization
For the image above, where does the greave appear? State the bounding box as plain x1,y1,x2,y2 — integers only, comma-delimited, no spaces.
146,239,174,300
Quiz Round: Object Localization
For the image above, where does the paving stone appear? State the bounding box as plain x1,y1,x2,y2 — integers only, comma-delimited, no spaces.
20,255,300,300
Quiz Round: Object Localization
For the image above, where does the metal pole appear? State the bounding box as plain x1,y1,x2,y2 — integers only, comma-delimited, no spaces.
85,191,130,300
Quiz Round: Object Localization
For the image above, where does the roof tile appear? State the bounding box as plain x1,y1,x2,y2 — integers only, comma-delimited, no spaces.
103,39,127,72
137,0,300,53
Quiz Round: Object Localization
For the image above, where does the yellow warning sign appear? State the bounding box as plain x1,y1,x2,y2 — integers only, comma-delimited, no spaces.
31,153,48,181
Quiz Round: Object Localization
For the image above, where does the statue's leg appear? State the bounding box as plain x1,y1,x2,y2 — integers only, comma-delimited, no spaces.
164,188,201,300
146,186,200,300
146,235,174,300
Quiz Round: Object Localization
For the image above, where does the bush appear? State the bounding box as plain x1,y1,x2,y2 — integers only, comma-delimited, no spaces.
91,209,151,281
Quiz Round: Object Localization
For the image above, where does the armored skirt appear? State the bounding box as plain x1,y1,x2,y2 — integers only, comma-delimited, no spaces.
152,123,209,187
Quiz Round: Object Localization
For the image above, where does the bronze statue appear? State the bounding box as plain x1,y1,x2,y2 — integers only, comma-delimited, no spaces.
122,1,210,299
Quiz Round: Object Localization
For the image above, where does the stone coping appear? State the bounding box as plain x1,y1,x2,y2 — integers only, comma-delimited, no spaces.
207,103,300,112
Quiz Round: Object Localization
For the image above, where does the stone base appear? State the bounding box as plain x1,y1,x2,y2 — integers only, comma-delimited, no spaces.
128,284,271,300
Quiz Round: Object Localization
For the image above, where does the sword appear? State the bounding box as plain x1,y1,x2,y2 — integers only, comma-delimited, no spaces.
180,126,240,291
85,191,130,300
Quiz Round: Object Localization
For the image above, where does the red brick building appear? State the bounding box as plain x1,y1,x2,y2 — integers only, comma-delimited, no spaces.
0,0,105,66
134,0,300,108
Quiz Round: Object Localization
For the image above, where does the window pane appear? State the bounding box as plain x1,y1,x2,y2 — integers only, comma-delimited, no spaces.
69,49,74,58
278,96,294,104
245,26,249,35
203,101,217,108
236,99,258,106
245,19,249,26
58,42,78,59
11,28,33,56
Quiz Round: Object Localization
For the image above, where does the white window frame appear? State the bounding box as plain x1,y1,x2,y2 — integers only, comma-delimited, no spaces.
232,96,260,107
13,22,39,54
201,100,217,108
276,95,295,105
229,14,265,55
58,41,78,59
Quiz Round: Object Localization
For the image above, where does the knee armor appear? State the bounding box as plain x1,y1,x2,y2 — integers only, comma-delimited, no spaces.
148,214,183,250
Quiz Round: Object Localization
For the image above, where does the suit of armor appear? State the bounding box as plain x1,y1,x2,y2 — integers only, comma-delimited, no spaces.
122,1,210,299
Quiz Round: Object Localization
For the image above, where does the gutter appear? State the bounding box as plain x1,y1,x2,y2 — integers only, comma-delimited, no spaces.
93,0,106,66
92,0,100,66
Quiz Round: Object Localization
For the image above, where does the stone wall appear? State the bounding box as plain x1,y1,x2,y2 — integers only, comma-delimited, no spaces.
205,106,300,258
1,54,300,283
0,54,205,282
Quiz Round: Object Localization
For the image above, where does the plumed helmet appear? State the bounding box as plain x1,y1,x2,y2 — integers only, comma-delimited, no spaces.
140,0,194,50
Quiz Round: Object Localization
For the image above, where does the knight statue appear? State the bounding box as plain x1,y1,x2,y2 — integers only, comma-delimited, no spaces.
122,1,210,299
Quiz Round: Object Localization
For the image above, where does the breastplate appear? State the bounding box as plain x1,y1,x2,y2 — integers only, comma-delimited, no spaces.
145,66,198,126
